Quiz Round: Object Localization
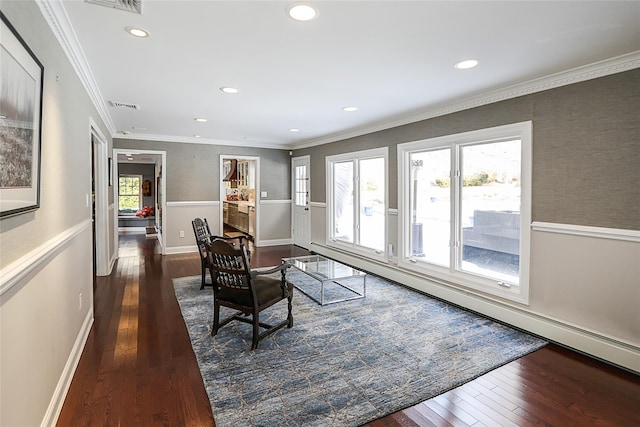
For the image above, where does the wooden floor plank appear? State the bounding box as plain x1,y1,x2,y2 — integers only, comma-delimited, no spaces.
57,233,640,427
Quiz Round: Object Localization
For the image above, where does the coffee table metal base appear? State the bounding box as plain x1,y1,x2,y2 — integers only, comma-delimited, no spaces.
283,255,367,306
297,277,366,306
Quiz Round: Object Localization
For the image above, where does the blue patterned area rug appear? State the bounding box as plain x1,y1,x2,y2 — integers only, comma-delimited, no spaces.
173,271,546,427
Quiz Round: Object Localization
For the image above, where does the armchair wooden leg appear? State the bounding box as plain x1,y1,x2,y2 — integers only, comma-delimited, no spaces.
212,301,221,336
200,263,206,290
251,310,260,350
287,293,293,328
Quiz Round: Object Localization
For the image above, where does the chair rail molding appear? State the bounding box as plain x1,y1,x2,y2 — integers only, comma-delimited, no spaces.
531,221,640,243
0,219,91,297
166,201,219,207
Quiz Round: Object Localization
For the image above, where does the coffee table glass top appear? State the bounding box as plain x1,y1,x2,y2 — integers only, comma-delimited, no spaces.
283,255,366,282
283,255,367,305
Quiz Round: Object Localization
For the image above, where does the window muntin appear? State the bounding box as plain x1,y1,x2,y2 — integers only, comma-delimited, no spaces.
399,122,531,303
118,175,142,215
294,165,308,207
327,148,387,257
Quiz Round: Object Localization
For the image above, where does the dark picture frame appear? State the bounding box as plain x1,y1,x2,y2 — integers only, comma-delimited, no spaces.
108,157,113,187
0,12,44,218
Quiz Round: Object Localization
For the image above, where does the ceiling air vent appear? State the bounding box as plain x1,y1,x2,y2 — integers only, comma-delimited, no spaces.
110,101,140,110
85,0,143,15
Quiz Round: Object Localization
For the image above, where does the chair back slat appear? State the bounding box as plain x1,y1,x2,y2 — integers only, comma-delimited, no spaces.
192,218,211,244
207,239,252,291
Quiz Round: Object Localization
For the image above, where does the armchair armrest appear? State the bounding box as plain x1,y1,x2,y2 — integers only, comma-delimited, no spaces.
251,263,291,278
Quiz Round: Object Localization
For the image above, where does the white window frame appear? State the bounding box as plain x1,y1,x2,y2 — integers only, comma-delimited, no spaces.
326,147,388,260
118,174,143,215
398,122,532,304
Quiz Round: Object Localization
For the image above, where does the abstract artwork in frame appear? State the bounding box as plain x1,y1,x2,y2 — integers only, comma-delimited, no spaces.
0,12,44,218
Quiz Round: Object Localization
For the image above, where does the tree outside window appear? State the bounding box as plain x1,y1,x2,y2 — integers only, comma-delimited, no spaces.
118,175,142,214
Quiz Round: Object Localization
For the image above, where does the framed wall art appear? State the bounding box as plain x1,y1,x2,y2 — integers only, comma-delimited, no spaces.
108,157,113,187
0,12,44,218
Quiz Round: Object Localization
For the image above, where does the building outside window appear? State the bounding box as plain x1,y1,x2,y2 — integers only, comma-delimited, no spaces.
118,174,142,215
398,122,531,303
327,147,387,258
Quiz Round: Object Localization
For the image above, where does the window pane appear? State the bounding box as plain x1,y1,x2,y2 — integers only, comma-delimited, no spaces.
119,195,140,211
460,140,521,283
358,157,385,251
118,176,141,213
410,149,450,266
295,165,307,207
333,161,353,243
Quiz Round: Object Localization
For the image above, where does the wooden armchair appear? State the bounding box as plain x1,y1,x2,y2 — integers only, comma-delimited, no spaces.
205,237,293,350
191,218,213,289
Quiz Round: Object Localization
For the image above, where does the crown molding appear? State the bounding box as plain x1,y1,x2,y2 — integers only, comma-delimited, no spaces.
37,0,116,136
292,51,640,150
115,132,288,150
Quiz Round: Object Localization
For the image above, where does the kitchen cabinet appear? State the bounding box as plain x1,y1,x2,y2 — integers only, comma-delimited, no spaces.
227,203,238,229
237,161,248,187
249,205,256,236
223,201,254,235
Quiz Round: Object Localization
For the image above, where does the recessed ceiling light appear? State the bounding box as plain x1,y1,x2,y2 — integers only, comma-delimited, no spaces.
454,59,479,70
194,135,201,138
287,2,318,21
194,118,208,122
289,128,300,132
125,26,149,38
220,87,239,94
343,106,358,112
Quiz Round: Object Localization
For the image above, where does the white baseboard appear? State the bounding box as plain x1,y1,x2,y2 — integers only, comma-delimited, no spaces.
41,309,94,427
108,252,117,275
165,245,198,255
256,238,293,247
118,227,146,233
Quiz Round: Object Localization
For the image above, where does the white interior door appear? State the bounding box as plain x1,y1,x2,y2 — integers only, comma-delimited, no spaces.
292,156,310,248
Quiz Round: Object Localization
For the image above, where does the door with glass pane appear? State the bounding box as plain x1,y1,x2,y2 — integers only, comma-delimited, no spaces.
292,156,311,248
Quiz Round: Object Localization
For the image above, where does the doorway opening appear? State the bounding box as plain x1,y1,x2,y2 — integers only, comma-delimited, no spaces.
220,156,259,245
113,149,167,255
90,119,109,277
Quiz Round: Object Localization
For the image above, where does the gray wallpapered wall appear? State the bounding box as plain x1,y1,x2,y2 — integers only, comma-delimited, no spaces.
112,139,292,202
294,70,640,231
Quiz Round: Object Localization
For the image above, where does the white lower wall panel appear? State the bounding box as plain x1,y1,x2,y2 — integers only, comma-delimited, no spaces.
0,221,94,426
165,201,220,252
310,205,640,372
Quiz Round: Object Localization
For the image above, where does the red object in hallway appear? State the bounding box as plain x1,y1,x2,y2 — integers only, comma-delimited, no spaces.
135,206,154,218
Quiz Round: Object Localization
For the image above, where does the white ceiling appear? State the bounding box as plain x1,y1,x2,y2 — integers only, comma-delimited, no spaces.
56,0,640,149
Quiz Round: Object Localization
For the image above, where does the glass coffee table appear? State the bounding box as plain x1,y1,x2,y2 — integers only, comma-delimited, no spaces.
282,255,367,305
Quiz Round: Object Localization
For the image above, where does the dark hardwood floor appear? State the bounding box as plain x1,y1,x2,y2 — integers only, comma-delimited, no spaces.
58,233,639,426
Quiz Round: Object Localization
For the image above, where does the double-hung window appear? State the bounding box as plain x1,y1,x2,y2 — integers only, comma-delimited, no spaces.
327,147,387,259
398,122,531,303
118,174,142,215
